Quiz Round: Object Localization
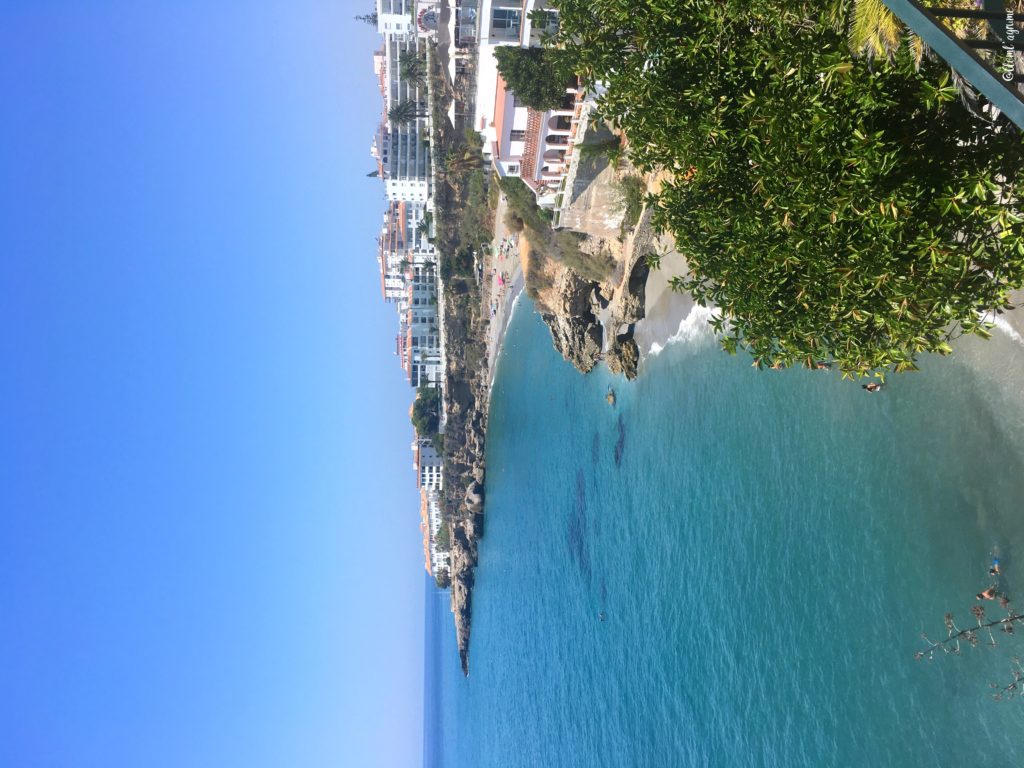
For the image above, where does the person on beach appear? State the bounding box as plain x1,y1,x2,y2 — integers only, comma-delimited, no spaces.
977,586,998,600
990,558,1001,577
862,382,882,393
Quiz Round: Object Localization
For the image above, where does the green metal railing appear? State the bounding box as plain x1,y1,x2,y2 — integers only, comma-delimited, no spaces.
883,0,1024,128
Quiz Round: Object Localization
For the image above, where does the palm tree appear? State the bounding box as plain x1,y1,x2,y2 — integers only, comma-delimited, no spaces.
444,150,481,177
399,51,427,85
388,99,424,126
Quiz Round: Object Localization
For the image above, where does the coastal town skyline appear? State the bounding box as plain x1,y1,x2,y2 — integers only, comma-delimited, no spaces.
7,1,1024,766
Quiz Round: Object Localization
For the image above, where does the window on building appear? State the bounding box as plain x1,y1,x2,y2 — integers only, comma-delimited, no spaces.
491,8,521,33
506,163,520,176
509,129,526,142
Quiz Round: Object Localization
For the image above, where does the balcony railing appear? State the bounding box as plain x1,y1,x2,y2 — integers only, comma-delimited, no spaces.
883,0,1024,127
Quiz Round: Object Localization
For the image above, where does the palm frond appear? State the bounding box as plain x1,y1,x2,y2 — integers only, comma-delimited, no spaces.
849,0,903,60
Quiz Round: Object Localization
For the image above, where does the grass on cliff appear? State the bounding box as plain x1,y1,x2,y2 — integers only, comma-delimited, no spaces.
617,174,645,239
499,177,615,289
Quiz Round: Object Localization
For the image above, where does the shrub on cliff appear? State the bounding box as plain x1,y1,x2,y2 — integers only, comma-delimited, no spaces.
411,385,441,436
550,0,1024,376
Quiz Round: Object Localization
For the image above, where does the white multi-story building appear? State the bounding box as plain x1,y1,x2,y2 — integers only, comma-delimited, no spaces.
420,487,450,577
472,2,591,208
413,437,444,491
370,3,433,203
377,199,435,303
375,198,442,387
398,277,443,388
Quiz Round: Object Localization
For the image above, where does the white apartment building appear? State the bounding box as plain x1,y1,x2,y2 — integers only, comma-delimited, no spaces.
377,199,436,303
370,4,432,203
472,2,588,207
413,437,444,492
398,282,443,388
420,487,450,577
417,489,450,573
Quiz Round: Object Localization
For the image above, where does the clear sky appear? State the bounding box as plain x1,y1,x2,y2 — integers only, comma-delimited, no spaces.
0,3,426,766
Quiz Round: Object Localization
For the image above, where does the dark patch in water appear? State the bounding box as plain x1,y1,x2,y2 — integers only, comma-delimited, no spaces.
614,414,626,467
566,469,592,584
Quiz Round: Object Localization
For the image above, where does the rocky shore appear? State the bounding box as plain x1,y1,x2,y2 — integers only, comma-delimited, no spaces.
441,364,488,676
438,152,665,674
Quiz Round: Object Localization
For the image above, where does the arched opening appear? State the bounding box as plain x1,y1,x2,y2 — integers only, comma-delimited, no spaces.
548,115,572,132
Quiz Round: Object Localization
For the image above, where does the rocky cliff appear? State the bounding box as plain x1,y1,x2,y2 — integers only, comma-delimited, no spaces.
533,210,654,380
539,266,604,374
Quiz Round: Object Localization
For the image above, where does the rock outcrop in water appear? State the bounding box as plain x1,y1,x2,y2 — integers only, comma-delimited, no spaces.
540,267,604,374
604,253,649,380
535,212,654,380
441,357,489,675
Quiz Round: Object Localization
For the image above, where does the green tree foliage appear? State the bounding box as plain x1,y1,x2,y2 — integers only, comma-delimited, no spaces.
551,0,1024,376
399,51,427,85
494,46,570,111
411,385,441,436
387,99,423,126
444,146,482,177
416,211,433,236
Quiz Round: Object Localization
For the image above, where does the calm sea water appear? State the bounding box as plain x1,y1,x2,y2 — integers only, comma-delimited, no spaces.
425,301,1024,768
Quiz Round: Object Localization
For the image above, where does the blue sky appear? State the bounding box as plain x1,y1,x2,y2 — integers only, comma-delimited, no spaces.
0,3,426,766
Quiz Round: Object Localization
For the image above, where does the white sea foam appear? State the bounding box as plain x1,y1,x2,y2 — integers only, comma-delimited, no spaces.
647,304,715,356
993,316,1024,349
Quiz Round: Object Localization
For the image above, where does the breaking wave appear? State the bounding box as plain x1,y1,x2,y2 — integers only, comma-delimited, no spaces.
648,304,716,356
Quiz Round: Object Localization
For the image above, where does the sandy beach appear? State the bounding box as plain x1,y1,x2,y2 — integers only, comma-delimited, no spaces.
482,193,526,391
632,236,698,362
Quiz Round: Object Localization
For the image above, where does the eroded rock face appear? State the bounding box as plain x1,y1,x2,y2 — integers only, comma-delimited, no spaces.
464,480,484,515
617,257,650,326
540,268,604,374
606,335,640,380
603,256,649,379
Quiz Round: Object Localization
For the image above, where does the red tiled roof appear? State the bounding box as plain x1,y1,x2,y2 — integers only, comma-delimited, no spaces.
492,76,508,154
521,109,543,182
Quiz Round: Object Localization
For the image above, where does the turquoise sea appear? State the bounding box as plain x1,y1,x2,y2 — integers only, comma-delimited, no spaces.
424,301,1024,767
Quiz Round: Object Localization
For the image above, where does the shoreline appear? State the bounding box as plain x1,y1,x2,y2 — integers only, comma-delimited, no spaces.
632,243,695,362
483,195,526,393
